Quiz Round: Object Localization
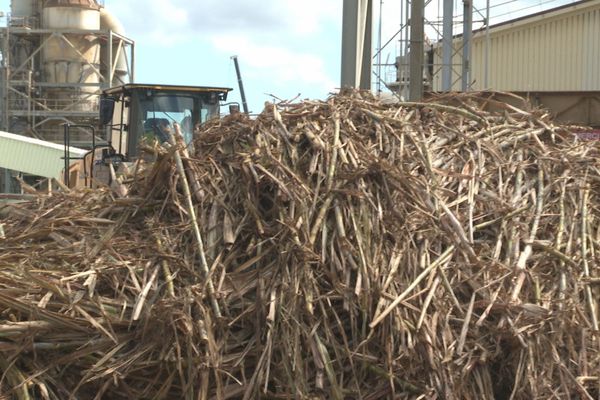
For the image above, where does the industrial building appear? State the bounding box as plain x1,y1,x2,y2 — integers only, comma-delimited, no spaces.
0,0,134,193
0,2,598,398
429,0,600,126
2,0,599,195
373,0,600,126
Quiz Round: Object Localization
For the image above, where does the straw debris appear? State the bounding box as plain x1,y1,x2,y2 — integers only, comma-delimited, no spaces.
0,91,599,399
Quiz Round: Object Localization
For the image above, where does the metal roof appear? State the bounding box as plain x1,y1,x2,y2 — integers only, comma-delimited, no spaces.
482,0,597,32
0,131,87,179
103,84,233,97
450,0,600,38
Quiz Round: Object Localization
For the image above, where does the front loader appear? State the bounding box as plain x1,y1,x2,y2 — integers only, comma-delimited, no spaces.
63,84,231,188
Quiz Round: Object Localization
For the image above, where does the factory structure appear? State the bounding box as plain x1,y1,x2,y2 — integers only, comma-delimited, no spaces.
430,0,600,126
374,0,600,126
0,0,134,192
1,0,599,195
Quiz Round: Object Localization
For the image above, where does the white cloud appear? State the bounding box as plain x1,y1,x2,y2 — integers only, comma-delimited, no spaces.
212,34,337,96
104,0,579,101
105,0,340,99
107,0,339,39
282,0,340,35
105,0,190,44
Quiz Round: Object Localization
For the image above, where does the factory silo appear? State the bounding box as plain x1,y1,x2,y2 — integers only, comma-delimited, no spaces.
0,0,135,193
42,0,102,112
0,0,134,143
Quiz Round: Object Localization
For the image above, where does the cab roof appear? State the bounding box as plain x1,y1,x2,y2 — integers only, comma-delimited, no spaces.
103,84,232,100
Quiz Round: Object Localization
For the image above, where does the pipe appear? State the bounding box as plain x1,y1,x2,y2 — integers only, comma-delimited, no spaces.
376,0,383,94
409,0,424,101
442,0,453,91
484,0,490,88
231,56,249,114
341,0,373,89
462,0,473,91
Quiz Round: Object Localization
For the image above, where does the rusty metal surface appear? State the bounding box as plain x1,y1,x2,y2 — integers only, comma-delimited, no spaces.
43,0,101,10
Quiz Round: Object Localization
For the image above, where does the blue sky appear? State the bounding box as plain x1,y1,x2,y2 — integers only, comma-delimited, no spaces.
102,0,342,113
0,0,579,112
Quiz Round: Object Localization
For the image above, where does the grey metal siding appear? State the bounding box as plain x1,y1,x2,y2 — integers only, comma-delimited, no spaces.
432,0,600,91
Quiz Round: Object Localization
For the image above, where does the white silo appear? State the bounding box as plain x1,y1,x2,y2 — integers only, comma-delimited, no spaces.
41,0,102,112
1,0,134,144
1,0,135,193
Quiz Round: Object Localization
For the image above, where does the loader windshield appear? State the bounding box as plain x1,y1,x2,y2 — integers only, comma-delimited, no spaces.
136,93,219,144
103,84,231,159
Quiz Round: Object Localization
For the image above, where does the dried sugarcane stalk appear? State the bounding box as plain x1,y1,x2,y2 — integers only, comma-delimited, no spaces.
0,91,599,399
178,132,205,203
155,235,175,298
370,245,455,328
168,125,221,319
511,167,545,303
580,188,599,331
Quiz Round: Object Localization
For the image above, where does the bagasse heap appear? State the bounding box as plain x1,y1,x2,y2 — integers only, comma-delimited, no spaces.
0,91,598,399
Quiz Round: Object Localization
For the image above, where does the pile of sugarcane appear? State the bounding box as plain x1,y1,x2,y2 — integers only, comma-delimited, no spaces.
0,91,599,399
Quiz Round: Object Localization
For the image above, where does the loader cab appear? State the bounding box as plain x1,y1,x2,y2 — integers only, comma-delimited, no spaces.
100,84,231,159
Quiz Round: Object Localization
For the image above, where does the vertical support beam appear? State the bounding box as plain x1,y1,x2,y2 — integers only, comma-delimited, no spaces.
3,169,12,194
404,0,410,55
462,0,473,91
376,0,383,94
409,0,424,101
361,1,373,90
399,0,403,57
130,41,136,83
341,0,373,90
484,0,490,88
441,0,453,91
341,0,359,88
107,30,113,88
2,26,10,131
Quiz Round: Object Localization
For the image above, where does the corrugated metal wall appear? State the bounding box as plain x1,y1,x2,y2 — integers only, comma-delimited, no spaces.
431,1,600,91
